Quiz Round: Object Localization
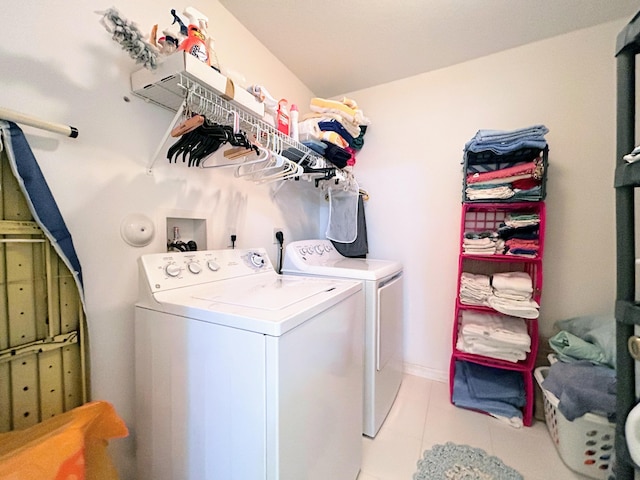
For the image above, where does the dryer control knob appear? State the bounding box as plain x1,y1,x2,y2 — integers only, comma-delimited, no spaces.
207,260,220,271
250,253,266,268
187,262,202,274
165,263,181,277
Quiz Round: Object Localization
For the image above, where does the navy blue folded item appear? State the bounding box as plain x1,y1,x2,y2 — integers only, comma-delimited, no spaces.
318,119,356,145
323,143,350,169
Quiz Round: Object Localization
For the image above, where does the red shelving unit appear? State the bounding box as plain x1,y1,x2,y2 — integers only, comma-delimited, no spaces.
450,164,547,427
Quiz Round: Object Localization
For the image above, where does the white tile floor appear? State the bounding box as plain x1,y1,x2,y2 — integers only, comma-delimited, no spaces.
357,374,594,480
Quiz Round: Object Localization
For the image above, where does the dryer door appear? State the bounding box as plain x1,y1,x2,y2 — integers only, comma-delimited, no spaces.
376,272,403,371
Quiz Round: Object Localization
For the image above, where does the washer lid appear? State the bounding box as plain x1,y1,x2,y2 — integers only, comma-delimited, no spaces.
192,275,343,310
146,273,361,336
283,257,402,281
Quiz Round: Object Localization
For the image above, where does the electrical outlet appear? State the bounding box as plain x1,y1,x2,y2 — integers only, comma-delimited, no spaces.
273,227,283,244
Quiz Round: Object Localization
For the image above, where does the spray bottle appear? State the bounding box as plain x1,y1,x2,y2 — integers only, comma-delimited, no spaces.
173,7,211,66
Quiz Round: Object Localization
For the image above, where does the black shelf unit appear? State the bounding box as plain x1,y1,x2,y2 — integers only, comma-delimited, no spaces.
615,10,640,480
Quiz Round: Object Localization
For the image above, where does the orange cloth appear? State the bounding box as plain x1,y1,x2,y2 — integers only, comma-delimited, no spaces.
0,401,128,480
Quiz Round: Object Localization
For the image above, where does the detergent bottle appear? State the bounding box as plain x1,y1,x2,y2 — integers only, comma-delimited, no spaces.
276,100,290,135
175,7,211,66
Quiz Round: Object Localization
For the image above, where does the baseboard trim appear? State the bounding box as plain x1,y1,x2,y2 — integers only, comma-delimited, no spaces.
403,362,448,383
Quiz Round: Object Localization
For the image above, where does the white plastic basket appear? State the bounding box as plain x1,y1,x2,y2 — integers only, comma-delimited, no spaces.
534,367,615,479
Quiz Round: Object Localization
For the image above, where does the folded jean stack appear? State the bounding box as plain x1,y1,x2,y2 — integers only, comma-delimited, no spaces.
463,125,549,202
452,360,527,428
297,97,370,169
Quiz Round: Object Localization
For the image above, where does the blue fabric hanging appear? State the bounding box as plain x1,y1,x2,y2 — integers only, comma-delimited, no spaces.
0,120,84,309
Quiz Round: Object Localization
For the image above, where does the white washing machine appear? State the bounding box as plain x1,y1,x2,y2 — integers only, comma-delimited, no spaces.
282,239,403,438
135,248,364,480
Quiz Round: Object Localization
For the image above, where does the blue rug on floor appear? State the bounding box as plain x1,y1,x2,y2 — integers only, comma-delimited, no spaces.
413,442,523,480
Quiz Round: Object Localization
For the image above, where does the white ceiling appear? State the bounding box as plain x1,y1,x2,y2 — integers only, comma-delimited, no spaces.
218,0,639,97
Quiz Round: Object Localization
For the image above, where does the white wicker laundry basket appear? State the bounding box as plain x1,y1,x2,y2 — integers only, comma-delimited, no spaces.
534,367,615,480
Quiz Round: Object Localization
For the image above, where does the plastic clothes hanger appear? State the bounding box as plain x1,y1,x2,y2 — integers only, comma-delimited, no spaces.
202,142,268,169
234,132,283,178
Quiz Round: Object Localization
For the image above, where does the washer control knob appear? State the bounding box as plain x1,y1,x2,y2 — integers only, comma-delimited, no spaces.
250,253,266,268
165,263,181,277
315,245,324,254
187,262,202,274
207,260,220,271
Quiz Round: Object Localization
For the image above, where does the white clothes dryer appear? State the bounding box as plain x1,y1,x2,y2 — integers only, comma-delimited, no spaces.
282,239,403,437
135,248,364,480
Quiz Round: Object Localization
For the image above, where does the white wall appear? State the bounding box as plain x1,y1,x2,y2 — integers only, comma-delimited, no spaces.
0,1,626,477
348,20,622,379
0,1,322,477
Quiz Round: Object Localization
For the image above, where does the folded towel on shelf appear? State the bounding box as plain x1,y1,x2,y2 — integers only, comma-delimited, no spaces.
459,272,492,305
302,112,363,139
457,310,530,362
487,296,540,319
465,185,515,200
318,130,349,148
318,119,356,145
310,97,370,126
491,271,533,294
460,311,530,347
466,161,541,186
504,213,540,227
456,338,528,362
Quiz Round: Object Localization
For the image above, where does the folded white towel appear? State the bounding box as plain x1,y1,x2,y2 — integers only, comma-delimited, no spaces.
456,338,528,362
493,290,532,301
487,296,539,319
460,311,530,347
491,271,533,294
461,272,491,286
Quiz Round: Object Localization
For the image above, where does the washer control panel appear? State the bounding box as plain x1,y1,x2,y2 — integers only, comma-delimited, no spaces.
285,239,343,265
140,248,273,292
